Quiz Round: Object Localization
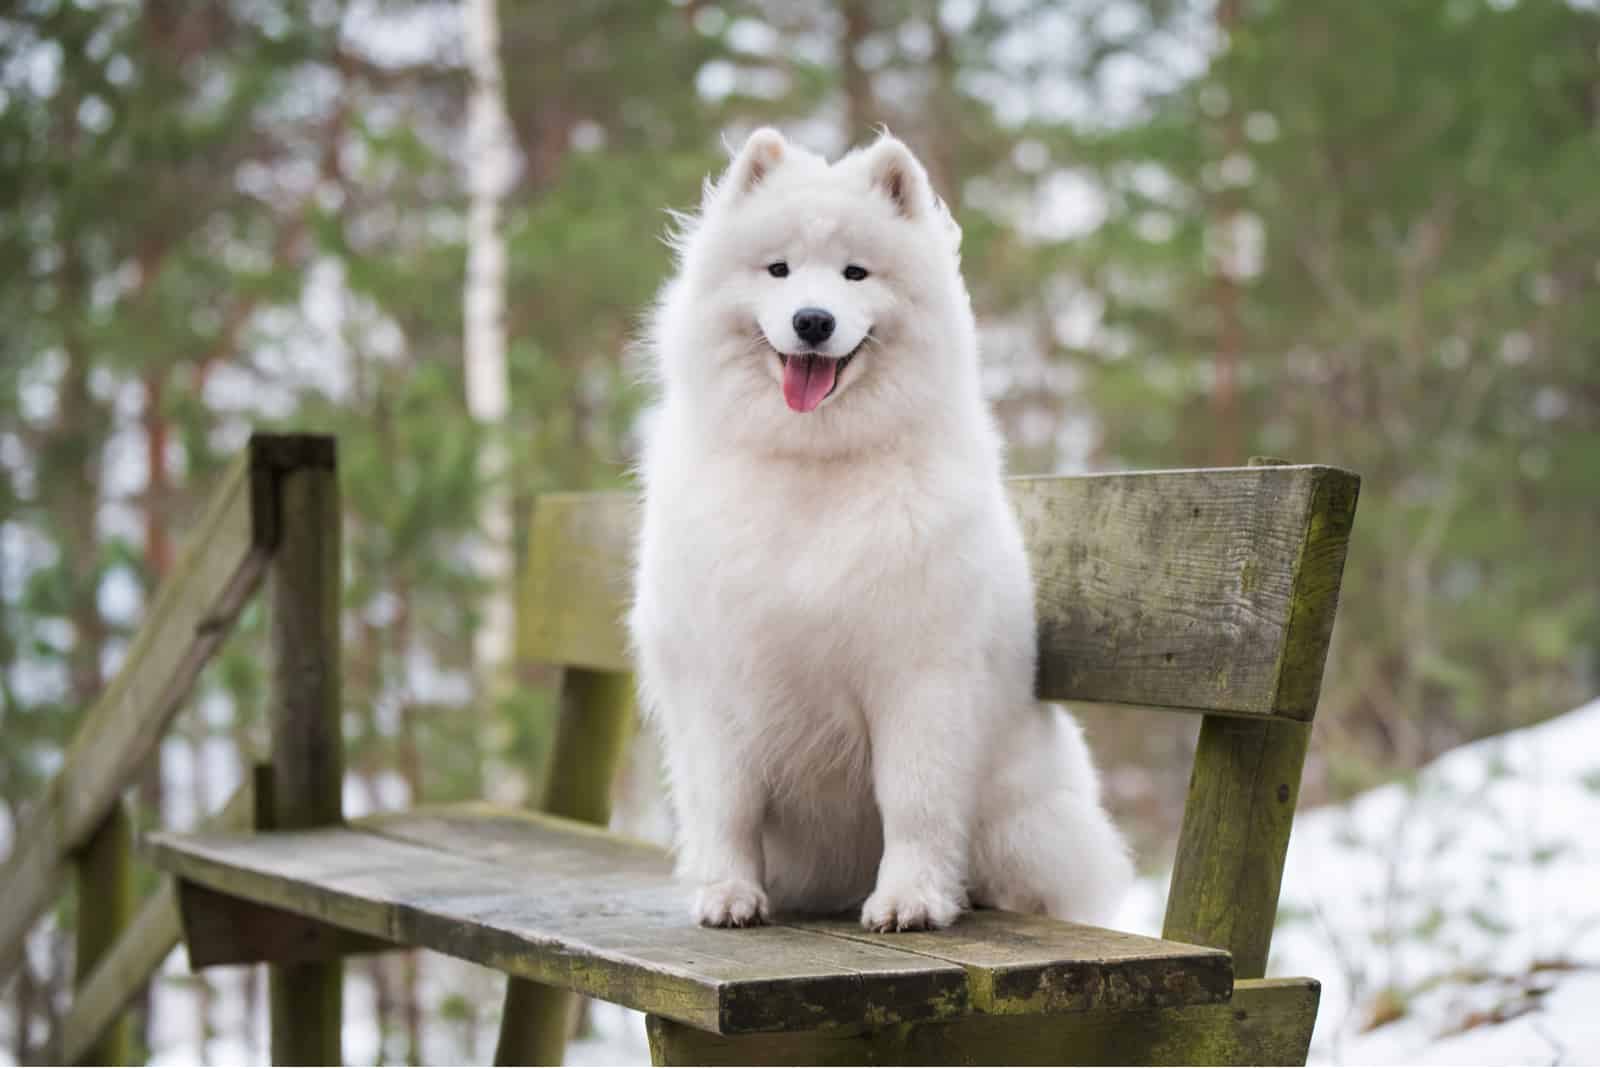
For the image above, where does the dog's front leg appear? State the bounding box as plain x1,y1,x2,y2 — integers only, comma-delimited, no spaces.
861,675,978,931
671,741,770,927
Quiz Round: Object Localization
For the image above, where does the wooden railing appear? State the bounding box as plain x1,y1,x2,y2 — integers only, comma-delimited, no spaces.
0,433,342,1064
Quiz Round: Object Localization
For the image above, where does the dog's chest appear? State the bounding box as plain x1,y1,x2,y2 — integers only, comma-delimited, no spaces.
678,468,936,640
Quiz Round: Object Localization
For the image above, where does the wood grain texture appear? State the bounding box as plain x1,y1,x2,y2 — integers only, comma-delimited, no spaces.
514,464,1360,719
265,451,344,1067
356,807,973,1036
795,909,1231,1015
153,806,1235,1036
496,668,637,1066
149,815,970,1036
1011,465,1357,718
646,976,1319,1066
370,808,1232,1021
71,802,134,1065
59,771,261,1064
0,446,270,990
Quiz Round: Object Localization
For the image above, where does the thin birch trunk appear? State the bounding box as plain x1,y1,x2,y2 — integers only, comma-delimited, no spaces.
463,0,517,673
463,0,521,810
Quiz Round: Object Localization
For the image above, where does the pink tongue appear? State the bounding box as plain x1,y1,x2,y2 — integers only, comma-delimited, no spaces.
781,355,838,413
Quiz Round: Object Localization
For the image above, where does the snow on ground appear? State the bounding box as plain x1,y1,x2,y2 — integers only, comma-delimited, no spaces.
1118,696,1600,1065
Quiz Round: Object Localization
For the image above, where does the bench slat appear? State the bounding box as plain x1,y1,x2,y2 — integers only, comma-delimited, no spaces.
795,911,1230,1015
149,805,1232,1034
519,464,1359,719
364,805,1231,1016
151,816,969,1035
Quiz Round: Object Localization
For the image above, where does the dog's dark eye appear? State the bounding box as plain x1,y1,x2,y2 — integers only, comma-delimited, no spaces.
767,261,789,278
843,265,869,281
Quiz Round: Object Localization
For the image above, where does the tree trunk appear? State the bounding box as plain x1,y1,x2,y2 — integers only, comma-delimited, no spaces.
1210,0,1245,467
924,10,960,199
838,0,877,141
463,0,517,673
137,368,172,1056
464,0,520,816
59,340,105,712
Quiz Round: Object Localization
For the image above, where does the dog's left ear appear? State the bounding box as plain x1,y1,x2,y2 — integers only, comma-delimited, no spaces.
719,127,788,201
863,134,935,220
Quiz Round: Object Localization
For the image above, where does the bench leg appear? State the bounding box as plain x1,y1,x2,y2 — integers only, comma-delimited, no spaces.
494,668,636,1065
646,977,1319,1066
493,981,573,1066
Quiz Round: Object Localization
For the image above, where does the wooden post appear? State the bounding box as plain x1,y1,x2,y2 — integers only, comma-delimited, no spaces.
72,801,134,1065
1162,457,1359,979
261,437,344,1066
494,669,635,1066
59,768,267,1065
1161,716,1311,979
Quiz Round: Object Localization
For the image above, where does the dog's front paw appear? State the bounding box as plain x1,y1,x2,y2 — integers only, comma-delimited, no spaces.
860,881,965,932
693,879,770,927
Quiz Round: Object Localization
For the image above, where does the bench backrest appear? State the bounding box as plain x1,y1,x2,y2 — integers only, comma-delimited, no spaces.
520,463,1360,722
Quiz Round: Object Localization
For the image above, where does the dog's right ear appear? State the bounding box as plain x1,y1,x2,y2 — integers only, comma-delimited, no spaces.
718,127,788,200
862,133,935,220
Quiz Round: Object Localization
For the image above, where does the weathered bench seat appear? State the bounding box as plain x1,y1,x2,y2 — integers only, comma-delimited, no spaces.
150,804,1232,1034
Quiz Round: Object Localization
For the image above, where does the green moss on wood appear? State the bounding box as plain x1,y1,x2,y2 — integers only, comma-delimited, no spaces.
72,802,134,1066
647,977,1321,1066
1163,717,1312,979
1269,467,1361,719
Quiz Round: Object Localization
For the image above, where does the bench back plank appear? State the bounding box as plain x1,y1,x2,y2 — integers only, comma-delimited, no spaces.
520,464,1359,720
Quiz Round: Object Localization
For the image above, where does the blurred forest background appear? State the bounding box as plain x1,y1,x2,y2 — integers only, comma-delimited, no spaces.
2,0,1598,1063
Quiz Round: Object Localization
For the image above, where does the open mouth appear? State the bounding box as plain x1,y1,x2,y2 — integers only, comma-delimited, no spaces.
774,339,864,413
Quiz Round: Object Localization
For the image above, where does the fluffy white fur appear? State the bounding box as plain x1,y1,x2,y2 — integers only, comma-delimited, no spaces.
629,128,1133,932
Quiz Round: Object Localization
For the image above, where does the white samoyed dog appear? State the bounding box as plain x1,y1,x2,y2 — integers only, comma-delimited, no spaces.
629,128,1132,932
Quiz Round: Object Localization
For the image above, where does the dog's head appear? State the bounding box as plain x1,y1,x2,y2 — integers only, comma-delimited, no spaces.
652,128,979,457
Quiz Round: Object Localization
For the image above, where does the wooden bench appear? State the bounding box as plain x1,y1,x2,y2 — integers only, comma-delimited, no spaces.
149,448,1359,1065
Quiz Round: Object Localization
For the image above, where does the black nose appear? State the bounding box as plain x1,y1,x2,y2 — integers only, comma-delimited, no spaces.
792,307,835,347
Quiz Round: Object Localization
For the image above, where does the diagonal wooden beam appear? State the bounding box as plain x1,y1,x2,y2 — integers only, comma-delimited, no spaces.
0,434,331,992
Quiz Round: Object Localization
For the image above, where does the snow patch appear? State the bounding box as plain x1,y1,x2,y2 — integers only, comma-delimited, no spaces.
1119,697,1600,1065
